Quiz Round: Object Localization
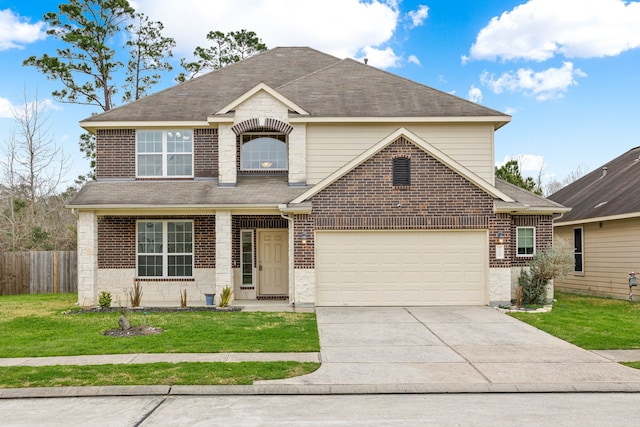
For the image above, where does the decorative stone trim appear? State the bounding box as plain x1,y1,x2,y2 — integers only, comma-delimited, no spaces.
231,118,293,135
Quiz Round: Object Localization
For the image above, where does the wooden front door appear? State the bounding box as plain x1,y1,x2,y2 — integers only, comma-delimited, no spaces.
257,230,288,295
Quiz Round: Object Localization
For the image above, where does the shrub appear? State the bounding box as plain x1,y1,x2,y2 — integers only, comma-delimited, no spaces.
129,279,143,307
219,286,233,307
180,289,188,308
519,239,573,305
98,291,112,309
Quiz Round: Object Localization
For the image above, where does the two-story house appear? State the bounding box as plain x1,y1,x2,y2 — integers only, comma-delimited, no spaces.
68,47,568,308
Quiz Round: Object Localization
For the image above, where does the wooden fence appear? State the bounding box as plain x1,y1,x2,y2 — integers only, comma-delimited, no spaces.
0,251,77,295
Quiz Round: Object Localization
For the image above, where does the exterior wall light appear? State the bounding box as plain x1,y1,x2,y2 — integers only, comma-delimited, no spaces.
497,231,504,244
301,231,307,245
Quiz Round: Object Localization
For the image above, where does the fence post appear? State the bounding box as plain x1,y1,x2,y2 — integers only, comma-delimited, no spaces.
53,251,59,294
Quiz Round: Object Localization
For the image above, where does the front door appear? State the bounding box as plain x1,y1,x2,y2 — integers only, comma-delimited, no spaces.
257,230,288,295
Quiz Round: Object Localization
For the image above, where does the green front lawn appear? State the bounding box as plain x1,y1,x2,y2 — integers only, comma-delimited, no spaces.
0,294,319,358
509,291,640,350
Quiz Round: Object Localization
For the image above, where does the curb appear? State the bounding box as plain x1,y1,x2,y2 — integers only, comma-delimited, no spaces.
4,382,640,399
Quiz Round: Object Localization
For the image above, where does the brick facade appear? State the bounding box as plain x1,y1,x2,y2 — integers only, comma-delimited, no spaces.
293,137,555,270
97,216,216,269
95,128,218,180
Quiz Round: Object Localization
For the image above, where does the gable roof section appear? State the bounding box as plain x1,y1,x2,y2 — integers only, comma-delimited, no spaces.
215,82,308,116
80,47,510,129
549,146,640,224
291,127,514,204
495,178,570,214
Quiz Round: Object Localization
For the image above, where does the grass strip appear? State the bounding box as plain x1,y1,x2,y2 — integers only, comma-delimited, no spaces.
0,362,320,388
509,291,640,350
0,294,319,357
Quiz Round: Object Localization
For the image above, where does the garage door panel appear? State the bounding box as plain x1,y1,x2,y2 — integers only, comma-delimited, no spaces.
316,231,487,306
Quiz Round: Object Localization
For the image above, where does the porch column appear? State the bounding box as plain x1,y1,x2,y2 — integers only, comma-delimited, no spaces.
215,210,233,302
77,210,98,307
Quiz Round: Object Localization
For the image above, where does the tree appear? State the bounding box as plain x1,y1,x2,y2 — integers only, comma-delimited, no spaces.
23,0,135,111
176,30,267,82
23,0,175,178
123,13,175,103
0,92,74,251
495,160,542,195
544,164,590,196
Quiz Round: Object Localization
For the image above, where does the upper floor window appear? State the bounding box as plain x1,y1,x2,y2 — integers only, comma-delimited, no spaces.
240,133,287,171
516,226,535,256
137,130,193,177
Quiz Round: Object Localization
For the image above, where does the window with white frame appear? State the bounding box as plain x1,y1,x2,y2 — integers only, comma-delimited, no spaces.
137,130,193,177
516,226,535,256
574,227,584,272
137,221,193,277
240,230,254,287
240,133,287,171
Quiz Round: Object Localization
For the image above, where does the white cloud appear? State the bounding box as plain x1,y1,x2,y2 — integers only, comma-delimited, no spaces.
0,97,14,119
0,9,46,51
407,54,420,65
497,154,545,172
358,46,402,68
469,0,640,62
468,86,482,103
503,106,519,115
133,0,400,64
481,61,586,101
408,5,429,28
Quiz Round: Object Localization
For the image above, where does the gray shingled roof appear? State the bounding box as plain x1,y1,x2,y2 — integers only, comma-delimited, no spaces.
82,47,510,123
548,146,640,222
495,178,569,213
67,176,308,208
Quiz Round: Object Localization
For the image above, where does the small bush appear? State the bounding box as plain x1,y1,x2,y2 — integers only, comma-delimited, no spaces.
98,291,112,309
129,279,143,307
180,289,188,308
519,239,573,305
219,286,233,307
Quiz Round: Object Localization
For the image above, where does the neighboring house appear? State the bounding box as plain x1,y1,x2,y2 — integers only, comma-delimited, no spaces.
549,147,640,300
67,47,568,308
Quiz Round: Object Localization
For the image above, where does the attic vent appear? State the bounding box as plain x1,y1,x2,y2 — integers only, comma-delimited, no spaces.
393,157,411,186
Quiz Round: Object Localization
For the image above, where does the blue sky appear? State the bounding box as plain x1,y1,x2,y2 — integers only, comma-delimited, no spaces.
1,0,639,192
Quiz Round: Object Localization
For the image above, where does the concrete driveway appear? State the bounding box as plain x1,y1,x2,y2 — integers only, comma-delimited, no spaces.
263,306,640,392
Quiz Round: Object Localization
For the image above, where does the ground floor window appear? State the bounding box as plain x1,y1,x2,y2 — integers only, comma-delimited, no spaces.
241,230,254,287
516,226,535,256
574,227,584,272
137,220,193,277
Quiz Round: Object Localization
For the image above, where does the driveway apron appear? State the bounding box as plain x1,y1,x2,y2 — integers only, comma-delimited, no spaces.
263,306,640,391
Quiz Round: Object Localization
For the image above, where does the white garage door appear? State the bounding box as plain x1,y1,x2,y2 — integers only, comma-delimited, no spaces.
315,230,487,306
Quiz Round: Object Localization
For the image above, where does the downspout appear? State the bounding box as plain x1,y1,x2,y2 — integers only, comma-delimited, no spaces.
279,209,296,308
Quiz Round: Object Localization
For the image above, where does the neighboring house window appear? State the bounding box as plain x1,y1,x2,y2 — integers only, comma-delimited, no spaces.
516,226,535,256
137,221,193,277
240,230,254,287
393,157,411,186
240,133,287,170
574,227,584,272
137,130,193,177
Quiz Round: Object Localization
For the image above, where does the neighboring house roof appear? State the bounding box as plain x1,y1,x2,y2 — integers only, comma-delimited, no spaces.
67,176,308,209
548,146,640,224
494,178,570,214
81,47,510,126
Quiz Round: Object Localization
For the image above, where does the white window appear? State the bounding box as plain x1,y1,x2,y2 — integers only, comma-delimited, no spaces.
516,226,535,256
137,130,193,177
240,133,287,171
137,221,193,277
240,230,254,287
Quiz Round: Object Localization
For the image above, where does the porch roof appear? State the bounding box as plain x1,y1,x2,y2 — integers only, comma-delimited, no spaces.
67,176,309,209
